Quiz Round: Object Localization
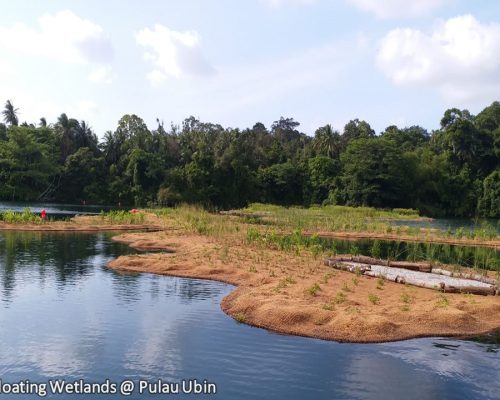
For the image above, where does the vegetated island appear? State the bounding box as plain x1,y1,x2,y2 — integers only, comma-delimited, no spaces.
2,206,499,342
104,206,500,343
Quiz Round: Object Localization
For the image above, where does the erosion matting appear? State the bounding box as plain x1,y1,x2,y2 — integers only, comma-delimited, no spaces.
108,231,500,343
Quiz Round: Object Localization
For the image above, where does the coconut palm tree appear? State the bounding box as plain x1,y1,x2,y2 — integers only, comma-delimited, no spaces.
74,120,98,150
55,113,79,161
313,124,341,159
2,100,19,126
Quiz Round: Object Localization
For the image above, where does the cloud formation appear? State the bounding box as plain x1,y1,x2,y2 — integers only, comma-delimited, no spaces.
0,10,113,82
135,24,215,86
377,15,500,102
348,0,448,18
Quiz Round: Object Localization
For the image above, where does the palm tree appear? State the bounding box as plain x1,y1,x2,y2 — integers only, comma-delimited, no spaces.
313,124,341,159
55,113,79,161
2,100,19,126
74,120,98,150
39,117,47,128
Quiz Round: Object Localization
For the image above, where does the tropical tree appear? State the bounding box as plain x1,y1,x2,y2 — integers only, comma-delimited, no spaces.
2,100,19,126
313,124,341,159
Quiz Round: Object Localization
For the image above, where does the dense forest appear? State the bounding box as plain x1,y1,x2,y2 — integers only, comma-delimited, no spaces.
0,99,498,218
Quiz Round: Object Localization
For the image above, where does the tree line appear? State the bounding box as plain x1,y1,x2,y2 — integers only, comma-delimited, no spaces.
0,100,498,218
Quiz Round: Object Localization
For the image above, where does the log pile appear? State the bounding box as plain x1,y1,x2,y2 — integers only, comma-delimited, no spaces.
323,255,499,296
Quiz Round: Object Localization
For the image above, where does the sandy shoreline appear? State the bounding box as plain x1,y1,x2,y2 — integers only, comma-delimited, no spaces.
2,220,497,247
108,231,500,343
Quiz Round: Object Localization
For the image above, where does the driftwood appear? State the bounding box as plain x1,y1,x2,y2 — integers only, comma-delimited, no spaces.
388,261,432,272
442,285,496,296
431,268,498,285
325,260,371,274
332,255,388,266
324,255,499,296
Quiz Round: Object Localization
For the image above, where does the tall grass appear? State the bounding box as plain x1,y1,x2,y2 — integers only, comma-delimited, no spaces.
99,210,145,224
0,208,43,224
242,203,421,233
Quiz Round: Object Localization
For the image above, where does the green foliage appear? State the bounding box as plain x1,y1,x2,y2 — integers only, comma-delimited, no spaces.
99,210,145,224
308,283,321,296
478,170,500,218
0,100,498,220
368,293,380,305
0,208,43,223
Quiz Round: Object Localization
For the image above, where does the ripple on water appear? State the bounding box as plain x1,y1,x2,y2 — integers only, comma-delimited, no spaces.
0,231,498,400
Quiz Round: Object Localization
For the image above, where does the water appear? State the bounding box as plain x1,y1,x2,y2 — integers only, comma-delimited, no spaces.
0,232,499,400
0,201,116,218
390,218,500,235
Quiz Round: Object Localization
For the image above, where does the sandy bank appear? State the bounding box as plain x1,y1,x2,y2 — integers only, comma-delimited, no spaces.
0,214,163,232
108,231,500,343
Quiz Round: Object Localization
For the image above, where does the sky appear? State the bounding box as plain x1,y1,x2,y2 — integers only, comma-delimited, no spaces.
0,0,499,137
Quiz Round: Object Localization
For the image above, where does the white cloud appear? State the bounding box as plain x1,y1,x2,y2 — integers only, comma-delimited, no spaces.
0,10,113,82
88,65,114,84
348,0,448,18
377,15,500,103
135,24,215,85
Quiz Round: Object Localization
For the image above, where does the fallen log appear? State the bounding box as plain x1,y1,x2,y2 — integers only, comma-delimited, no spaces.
352,255,389,266
432,268,498,285
329,261,371,274
442,285,496,296
330,255,388,266
388,261,432,273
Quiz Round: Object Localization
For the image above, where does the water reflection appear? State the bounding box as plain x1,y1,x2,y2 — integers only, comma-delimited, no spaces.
320,237,499,270
0,232,498,400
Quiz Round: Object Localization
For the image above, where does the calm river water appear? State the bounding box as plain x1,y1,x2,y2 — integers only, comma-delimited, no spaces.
0,232,498,399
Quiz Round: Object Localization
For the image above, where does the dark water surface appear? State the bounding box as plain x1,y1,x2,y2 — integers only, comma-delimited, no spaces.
0,232,498,400
0,201,115,218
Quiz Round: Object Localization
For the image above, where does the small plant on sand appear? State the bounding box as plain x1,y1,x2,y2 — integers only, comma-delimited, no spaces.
246,228,260,243
233,312,246,323
322,303,335,311
436,294,450,308
376,275,385,290
368,293,380,305
322,272,334,284
400,291,413,311
400,291,413,304
308,283,321,296
345,306,360,314
269,269,276,277
341,282,351,292
248,265,257,273
352,276,359,286
462,293,477,304
334,292,346,304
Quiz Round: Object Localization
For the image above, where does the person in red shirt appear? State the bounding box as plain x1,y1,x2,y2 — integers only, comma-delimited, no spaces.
41,209,47,220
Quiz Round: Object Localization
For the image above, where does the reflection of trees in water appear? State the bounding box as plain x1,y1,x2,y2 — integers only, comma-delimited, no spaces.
0,232,134,302
321,238,499,270
111,272,226,305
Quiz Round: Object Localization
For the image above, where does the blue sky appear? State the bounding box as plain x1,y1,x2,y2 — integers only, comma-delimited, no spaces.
0,0,499,136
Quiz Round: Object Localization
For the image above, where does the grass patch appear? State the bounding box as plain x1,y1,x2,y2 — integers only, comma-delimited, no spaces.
99,210,145,224
0,208,43,224
368,293,380,305
334,292,346,304
308,283,321,296
436,294,450,308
